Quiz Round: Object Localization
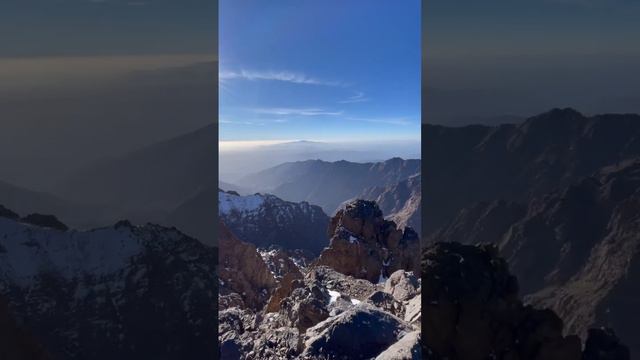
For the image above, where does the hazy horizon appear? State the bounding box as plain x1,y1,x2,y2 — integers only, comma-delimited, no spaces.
219,139,421,183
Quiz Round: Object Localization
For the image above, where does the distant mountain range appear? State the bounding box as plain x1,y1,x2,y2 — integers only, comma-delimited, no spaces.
358,173,421,233
425,108,640,356
16,122,420,247
236,157,421,214
422,108,640,235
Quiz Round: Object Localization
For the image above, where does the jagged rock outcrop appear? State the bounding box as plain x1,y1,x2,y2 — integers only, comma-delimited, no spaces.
218,220,277,310
20,213,68,231
0,209,218,360
421,242,630,360
218,190,329,255
315,200,420,283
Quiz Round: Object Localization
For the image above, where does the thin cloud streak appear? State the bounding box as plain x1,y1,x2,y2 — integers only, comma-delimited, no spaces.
254,108,344,116
220,69,345,86
346,117,415,126
339,91,369,104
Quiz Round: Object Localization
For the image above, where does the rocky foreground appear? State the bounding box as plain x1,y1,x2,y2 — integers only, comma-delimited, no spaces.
220,198,630,359
219,200,422,359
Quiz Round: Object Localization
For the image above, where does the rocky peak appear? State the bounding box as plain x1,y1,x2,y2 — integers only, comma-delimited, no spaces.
20,213,68,231
317,199,420,283
218,190,329,255
0,204,19,221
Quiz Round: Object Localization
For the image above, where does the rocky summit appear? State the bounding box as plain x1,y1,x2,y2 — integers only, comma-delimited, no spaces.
315,199,421,283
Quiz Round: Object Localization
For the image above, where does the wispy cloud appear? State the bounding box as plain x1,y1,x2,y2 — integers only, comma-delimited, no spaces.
220,69,344,86
339,91,369,104
219,118,255,125
254,107,343,116
346,117,415,126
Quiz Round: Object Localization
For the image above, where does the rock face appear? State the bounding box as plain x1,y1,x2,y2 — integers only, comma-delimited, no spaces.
421,242,630,360
430,159,640,355
218,190,330,255
218,220,277,310
316,200,420,283
0,209,218,360
360,173,421,235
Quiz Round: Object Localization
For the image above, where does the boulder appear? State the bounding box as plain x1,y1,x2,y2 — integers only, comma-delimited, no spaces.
302,305,412,360
384,270,419,302
366,291,405,318
375,331,422,360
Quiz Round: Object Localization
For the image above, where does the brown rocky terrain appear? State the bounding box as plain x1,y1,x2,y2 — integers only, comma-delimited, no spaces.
218,201,422,359
315,200,421,283
218,220,277,310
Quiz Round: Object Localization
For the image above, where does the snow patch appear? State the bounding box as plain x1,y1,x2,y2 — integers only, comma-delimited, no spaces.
0,218,142,287
328,290,341,304
218,191,265,215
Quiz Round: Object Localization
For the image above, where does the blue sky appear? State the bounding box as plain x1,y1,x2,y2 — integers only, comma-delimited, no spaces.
219,0,421,142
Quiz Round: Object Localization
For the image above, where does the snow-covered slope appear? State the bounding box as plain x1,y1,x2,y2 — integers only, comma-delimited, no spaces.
218,190,330,255
0,211,217,360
